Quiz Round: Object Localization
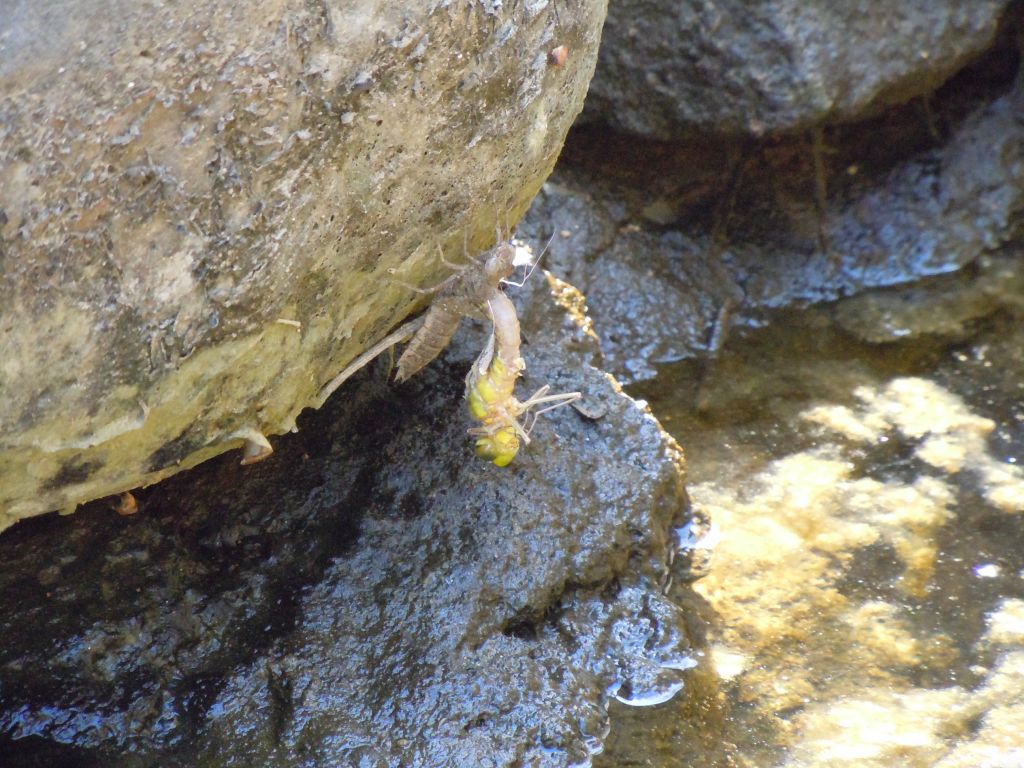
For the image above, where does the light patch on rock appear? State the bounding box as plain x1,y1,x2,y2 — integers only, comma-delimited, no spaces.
804,377,1024,512
683,373,1023,768
787,688,969,766
843,601,920,668
983,599,1024,648
696,449,953,600
710,645,748,681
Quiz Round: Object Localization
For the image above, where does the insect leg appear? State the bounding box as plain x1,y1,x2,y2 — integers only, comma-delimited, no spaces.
520,389,583,434
438,243,466,271
527,391,582,416
388,271,461,295
314,317,423,407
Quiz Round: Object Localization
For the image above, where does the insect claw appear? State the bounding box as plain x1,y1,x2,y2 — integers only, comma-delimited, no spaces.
232,427,274,466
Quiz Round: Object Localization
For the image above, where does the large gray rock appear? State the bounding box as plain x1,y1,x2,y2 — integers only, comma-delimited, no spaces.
0,0,606,528
0,275,695,766
583,0,1010,138
523,68,1024,382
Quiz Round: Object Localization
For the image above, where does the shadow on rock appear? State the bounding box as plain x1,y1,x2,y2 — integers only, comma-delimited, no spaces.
0,276,696,767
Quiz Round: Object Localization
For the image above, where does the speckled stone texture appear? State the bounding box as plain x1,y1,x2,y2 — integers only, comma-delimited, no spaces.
523,40,1024,382
0,0,606,527
583,0,1011,138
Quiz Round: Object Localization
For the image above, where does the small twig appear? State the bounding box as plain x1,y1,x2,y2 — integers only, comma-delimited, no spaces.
810,123,831,255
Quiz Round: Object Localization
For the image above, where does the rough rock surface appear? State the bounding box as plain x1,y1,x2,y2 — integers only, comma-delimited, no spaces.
0,275,695,766
522,50,1024,381
582,0,1011,138
0,0,606,527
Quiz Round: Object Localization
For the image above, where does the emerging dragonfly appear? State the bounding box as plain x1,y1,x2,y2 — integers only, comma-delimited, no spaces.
464,288,580,466
315,227,579,466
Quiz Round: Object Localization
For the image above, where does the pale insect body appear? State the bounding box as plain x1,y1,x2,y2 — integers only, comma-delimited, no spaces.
466,289,581,466
395,240,519,382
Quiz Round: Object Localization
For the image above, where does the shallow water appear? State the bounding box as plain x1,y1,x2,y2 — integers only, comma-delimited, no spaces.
597,251,1024,767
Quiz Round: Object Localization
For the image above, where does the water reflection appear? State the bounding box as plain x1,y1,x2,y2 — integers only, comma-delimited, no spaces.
598,252,1024,766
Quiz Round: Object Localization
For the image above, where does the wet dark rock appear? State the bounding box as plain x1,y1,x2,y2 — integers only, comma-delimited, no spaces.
0,0,607,527
583,0,1012,138
0,278,694,766
832,250,1024,344
596,241,1024,768
522,55,1024,382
